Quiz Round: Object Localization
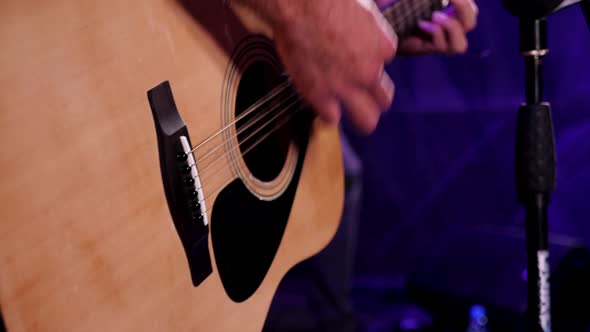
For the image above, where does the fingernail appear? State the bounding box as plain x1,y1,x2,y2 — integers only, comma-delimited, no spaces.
381,74,395,110
374,12,398,48
385,78,394,101
443,6,457,16
332,108,342,123
432,11,449,22
418,20,435,32
327,103,342,124
382,23,398,48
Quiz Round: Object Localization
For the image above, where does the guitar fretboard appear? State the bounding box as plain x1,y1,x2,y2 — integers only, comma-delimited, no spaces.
381,0,446,39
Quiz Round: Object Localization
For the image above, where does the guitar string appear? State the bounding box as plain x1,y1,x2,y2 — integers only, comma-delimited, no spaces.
188,0,436,158
196,95,303,179
189,78,292,154
199,104,305,207
196,103,306,210
185,95,303,193
183,91,304,203
193,86,299,170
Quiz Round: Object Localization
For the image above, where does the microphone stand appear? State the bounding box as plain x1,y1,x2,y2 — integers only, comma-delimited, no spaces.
515,3,590,331
515,16,556,332
582,0,590,29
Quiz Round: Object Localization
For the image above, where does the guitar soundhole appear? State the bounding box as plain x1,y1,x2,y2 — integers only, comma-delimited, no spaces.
235,61,290,182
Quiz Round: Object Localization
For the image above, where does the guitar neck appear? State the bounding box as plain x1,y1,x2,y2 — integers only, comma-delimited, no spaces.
381,0,447,39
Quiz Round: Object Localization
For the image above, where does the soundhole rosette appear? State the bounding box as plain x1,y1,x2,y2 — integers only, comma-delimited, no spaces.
221,36,299,201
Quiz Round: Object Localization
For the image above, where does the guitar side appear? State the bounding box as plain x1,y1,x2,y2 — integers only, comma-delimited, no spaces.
0,0,344,331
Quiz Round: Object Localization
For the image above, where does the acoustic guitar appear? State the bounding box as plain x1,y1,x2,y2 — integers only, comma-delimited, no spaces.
0,0,443,330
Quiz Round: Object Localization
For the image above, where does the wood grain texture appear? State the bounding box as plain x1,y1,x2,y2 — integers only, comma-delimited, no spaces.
0,0,344,331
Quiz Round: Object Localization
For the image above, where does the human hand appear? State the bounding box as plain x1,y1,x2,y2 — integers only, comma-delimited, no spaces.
377,0,478,55
233,0,398,134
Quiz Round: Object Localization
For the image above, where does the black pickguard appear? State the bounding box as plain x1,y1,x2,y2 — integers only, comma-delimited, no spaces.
211,110,312,303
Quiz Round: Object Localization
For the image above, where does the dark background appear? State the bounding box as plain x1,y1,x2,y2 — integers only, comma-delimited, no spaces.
343,1,590,330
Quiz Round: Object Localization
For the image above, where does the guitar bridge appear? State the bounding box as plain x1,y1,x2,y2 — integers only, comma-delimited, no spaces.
147,81,212,287
179,136,209,227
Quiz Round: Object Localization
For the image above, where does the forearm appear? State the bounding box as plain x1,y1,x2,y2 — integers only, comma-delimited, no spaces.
229,0,296,31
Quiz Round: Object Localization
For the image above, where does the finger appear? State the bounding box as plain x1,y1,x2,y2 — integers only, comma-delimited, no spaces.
432,11,468,53
348,60,386,91
399,36,436,55
369,71,395,111
309,95,341,125
298,75,342,125
339,86,383,135
418,19,447,52
375,16,398,61
449,0,478,31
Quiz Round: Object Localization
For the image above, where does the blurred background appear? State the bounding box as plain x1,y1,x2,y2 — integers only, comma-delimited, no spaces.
347,1,590,330
272,1,590,331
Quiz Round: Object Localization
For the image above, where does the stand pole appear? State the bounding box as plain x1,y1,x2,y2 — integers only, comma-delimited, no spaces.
516,17,556,332
581,0,590,30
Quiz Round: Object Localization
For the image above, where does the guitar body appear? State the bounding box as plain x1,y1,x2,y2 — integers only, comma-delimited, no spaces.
0,0,344,331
